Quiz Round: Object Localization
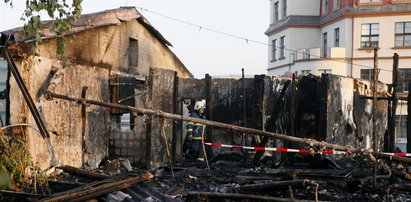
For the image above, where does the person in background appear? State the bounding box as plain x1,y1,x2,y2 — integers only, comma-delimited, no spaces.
185,101,206,161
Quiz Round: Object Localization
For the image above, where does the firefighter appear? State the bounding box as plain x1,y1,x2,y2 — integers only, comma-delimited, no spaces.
186,101,206,161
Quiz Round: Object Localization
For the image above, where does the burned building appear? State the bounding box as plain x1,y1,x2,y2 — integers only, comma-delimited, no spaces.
0,7,192,170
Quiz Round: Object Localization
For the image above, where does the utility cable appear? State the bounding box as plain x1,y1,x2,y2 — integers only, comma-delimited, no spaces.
136,7,393,72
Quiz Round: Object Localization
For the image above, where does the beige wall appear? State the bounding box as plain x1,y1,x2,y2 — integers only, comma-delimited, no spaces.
351,15,411,83
8,56,109,169
352,15,411,58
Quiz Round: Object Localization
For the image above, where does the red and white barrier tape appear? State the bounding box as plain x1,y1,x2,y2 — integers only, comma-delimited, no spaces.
203,142,411,157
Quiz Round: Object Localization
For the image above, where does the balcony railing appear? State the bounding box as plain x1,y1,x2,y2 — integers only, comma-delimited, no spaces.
296,47,346,61
346,3,411,13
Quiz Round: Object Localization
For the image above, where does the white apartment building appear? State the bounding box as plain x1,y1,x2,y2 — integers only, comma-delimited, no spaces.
265,0,411,151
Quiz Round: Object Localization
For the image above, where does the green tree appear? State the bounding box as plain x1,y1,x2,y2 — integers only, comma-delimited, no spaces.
4,0,83,55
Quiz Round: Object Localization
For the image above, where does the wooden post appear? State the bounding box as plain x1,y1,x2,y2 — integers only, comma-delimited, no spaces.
390,53,399,152
205,74,212,156
81,86,88,164
172,71,179,161
242,68,247,145
407,82,411,153
372,48,379,151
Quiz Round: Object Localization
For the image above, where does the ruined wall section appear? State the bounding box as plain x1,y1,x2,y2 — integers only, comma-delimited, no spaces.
8,55,109,170
148,68,175,168
323,74,388,151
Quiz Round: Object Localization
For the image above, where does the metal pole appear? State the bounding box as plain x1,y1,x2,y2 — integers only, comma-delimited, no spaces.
44,91,411,164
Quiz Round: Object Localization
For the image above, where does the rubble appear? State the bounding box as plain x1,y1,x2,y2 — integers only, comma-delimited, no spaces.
6,154,407,201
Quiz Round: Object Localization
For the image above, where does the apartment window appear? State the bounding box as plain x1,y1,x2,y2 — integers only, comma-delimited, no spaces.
397,69,411,93
272,39,277,61
395,22,411,47
323,0,328,14
274,2,279,21
129,38,138,67
334,0,340,9
361,23,379,48
360,69,375,80
323,32,328,57
282,0,287,18
335,28,340,47
279,36,285,59
318,69,332,74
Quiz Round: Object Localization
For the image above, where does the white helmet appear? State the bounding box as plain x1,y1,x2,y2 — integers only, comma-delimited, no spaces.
194,101,206,110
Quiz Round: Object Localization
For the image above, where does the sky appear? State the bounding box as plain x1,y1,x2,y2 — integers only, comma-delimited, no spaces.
0,0,269,78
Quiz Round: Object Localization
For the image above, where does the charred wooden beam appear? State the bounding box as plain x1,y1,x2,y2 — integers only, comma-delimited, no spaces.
236,175,283,181
81,86,88,164
240,179,315,191
57,165,109,180
0,190,48,197
40,173,153,202
253,80,291,163
359,96,407,101
391,183,411,191
390,53,399,152
372,48,379,151
44,91,411,164
181,191,317,202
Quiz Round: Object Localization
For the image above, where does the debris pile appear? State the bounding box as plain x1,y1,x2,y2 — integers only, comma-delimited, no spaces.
1,150,411,201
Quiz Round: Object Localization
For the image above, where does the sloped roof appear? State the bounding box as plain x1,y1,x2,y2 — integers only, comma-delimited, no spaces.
0,7,172,47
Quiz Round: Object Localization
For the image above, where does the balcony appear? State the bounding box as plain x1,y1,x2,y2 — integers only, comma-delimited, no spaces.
346,3,411,13
295,47,346,61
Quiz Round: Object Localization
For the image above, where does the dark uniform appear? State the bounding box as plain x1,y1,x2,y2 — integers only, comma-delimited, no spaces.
186,112,206,161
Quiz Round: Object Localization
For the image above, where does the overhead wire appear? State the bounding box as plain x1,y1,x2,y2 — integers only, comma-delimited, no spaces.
136,7,394,73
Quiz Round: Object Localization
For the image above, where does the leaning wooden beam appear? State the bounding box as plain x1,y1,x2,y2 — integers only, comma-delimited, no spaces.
181,191,318,202
40,172,153,202
3,47,50,138
57,165,109,180
44,91,411,164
